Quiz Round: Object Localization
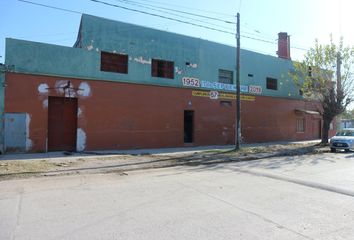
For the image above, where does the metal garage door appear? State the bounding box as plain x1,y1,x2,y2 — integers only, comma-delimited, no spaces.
48,97,78,151
4,113,27,152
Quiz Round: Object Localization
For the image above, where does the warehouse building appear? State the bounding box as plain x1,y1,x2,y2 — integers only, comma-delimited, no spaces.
0,14,333,153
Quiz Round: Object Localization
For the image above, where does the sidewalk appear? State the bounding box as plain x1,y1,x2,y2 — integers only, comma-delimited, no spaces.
0,140,326,180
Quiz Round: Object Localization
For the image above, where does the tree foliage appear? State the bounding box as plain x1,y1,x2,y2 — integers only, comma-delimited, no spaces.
290,37,354,143
342,109,354,119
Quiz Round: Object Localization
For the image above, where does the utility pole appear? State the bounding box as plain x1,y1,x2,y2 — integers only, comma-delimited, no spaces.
235,13,241,150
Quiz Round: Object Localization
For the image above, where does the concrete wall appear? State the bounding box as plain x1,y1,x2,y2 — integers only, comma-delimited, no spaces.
3,14,321,152
5,14,302,100
77,14,301,98
5,72,323,152
0,67,4,153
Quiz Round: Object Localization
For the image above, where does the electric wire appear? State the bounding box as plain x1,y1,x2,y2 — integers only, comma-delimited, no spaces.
125,0,235,17
90,0,236,35
17,0,310,52
114,0,236,24
18,0,82,14
113,0,236,31
90,0,284,44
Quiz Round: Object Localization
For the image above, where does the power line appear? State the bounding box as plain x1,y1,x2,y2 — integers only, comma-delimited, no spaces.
115,0,236,24
90,0,236,35
113,0,235,31
17,0,310,52
126,0,235,18
92,0,283,45
18,0,82,14
291,46,309,51
241,35,276,44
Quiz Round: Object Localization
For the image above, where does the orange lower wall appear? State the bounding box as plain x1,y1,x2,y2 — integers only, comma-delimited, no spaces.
241,96,328,142
4,73,334,152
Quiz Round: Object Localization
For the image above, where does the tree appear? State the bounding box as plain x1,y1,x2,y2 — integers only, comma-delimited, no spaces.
290,37,354,144
341,109,354,119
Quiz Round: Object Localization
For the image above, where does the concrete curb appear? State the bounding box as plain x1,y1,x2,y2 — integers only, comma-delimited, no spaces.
0,145,328,180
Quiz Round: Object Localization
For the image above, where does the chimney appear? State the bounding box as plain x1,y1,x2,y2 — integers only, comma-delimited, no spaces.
277,32,291,59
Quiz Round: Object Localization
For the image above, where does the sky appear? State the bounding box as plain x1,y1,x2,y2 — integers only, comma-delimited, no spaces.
1,0,353,63
1,0,354,112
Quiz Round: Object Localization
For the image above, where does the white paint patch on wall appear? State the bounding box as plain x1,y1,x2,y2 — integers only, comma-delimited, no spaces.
77,107,82,117
78,82,91,97
25,113,33,151
76,128,86,151
65,89,76,98
134,56,151,65
175,67,183,75
86,40,94,51
187,63,198,68
55,80,77,98
55,80,68,94
38,83,49,94
42,99,48,109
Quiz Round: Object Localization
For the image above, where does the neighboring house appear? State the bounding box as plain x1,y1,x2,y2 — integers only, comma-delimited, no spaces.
0,14,335,153
341,119,354,129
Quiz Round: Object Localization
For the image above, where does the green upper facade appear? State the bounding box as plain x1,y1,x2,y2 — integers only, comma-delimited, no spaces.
5,14,301,99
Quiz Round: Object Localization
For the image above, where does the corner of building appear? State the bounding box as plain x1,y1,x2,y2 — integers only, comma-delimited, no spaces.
0,65,5,154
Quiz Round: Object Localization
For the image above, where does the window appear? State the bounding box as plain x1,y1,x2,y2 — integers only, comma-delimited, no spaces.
100,51,128,74
266,77,278,90
220,101,232,107
296,118,305,133
152,59,174,79
218,69,234,84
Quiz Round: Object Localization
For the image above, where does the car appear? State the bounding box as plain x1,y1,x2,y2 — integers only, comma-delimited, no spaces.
330,128,354,152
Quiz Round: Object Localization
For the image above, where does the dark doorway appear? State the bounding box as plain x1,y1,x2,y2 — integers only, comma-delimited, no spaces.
184,110,194,143
312,119,322,139
317,119,322,139
48,97,78,151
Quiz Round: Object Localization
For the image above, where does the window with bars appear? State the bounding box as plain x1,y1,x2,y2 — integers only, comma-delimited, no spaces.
218,69,234,84
296,118,305,133
151,59,174,79
100,51,128,74
266,77,278,90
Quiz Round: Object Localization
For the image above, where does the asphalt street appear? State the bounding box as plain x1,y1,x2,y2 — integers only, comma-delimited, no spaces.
1,152,354,240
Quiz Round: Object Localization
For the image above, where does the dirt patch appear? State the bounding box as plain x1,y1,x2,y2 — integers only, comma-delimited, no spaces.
0,142,328,181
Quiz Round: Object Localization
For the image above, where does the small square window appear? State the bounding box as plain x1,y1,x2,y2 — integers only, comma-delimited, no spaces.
100,51,128,74
296,118,305,133
220,100,232,107
266,77,278,90
219,69,234,84
152,59,174,79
